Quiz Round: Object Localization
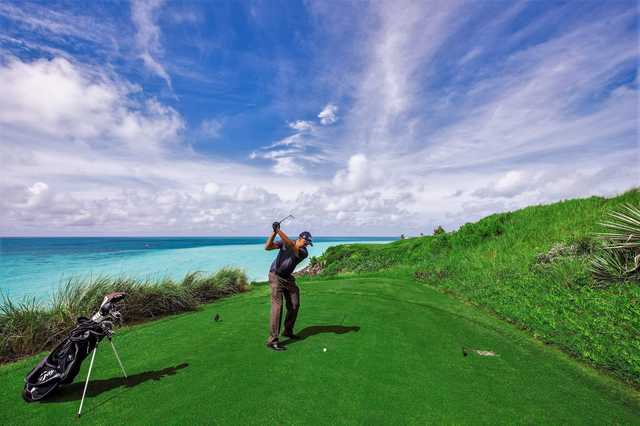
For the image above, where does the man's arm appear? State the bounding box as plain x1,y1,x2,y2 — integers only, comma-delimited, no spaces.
277,229,299,256
265,230,279,250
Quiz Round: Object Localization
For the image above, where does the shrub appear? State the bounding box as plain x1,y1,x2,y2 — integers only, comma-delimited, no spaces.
572,235,597,255
590,203,640,284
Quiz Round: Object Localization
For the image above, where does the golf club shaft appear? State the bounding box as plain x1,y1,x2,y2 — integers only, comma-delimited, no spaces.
277,214,294,224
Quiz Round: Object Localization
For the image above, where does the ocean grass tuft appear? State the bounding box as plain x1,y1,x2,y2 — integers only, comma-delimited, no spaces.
0,268,249,363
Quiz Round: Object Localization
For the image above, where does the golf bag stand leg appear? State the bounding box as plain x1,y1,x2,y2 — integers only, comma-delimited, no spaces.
110,339,127,379
77,347,98,417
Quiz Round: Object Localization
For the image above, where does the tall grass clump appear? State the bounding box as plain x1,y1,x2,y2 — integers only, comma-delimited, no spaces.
590,203,640,284
183,268,249,303
0,297,53,362
0,268,249,363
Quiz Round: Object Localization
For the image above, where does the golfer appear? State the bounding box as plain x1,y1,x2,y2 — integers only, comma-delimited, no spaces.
264,222,313,351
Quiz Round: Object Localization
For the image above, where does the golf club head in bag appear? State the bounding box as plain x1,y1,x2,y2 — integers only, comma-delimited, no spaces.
22,292,127,402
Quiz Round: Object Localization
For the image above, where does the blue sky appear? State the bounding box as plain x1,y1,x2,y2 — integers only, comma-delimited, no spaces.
0,0,638,236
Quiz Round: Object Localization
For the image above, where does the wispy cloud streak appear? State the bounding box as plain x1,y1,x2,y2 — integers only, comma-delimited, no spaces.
131,0,172,90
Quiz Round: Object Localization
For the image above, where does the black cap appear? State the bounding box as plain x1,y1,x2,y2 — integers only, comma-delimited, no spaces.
299,231,313,246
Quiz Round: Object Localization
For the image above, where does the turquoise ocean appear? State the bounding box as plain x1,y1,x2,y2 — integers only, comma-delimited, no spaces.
0,237,394,301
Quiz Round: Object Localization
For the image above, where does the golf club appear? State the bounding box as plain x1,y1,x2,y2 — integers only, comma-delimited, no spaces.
277,214,295,225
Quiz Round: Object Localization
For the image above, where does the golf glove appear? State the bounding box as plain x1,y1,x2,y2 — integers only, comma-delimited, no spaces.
272,221,281,232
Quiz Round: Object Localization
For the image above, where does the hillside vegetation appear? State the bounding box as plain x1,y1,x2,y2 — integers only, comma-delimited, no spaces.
309,189,640,385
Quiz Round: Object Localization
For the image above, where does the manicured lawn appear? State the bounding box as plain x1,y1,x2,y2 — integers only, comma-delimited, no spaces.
317,190,640,385
1,276,638,425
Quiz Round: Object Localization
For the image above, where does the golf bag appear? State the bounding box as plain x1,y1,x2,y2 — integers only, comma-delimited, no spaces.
23,292,127,402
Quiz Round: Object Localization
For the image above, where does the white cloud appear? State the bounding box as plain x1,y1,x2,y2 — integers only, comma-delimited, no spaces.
0,57,183,154
288,120,313,132
332,154,380,191
472,170,537,198
318,103,338,125
251,125,330,175
24,182,51,208
131,0,172,89
458,47,482,66
401,11,638,171
203,182,220,195
0,2,116,46
262,133,305,150
273,157,304,176
291,186,416,232
200,118,223,140
0,57,117,137
28,182,48,196
234,185,266,202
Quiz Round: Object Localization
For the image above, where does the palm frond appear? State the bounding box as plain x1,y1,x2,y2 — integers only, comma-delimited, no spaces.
591,203,640,284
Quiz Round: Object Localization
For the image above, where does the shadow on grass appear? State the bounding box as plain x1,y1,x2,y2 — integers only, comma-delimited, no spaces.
281,325,360,346
41,363,189,404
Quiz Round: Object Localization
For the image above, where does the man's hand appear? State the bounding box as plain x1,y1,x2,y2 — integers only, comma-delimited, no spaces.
272,221,281,232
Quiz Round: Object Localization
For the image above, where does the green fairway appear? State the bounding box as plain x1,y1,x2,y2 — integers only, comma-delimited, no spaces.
1,276,638,425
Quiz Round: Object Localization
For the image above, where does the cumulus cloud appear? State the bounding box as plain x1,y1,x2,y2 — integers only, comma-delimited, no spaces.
290,185,416,233
24,182,51,208
318,103,338,125
472,170,537,199
131,0,172,89
234,185,279,203
0,56,183,154
0,179,289,234
332,154,380,191
272,157,304,176
203,182,220,195
288,120,313,132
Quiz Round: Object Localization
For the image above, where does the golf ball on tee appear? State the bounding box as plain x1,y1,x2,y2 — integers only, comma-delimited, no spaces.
323,348,327,352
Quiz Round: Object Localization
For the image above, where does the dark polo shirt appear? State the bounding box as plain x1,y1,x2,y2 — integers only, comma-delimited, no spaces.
270,241,308,277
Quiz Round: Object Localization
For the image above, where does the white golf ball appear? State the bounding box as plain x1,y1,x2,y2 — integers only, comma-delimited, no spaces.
323,348,327,352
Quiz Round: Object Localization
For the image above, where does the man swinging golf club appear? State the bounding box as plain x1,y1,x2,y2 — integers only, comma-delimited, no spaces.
264,218,313,351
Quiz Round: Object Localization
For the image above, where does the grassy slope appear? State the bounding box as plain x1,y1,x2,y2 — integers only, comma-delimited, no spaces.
1,276,639,425
317,189,640,385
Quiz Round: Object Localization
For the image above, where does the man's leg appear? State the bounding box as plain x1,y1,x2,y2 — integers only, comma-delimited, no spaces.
267,273,284,345
283,278,300,336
